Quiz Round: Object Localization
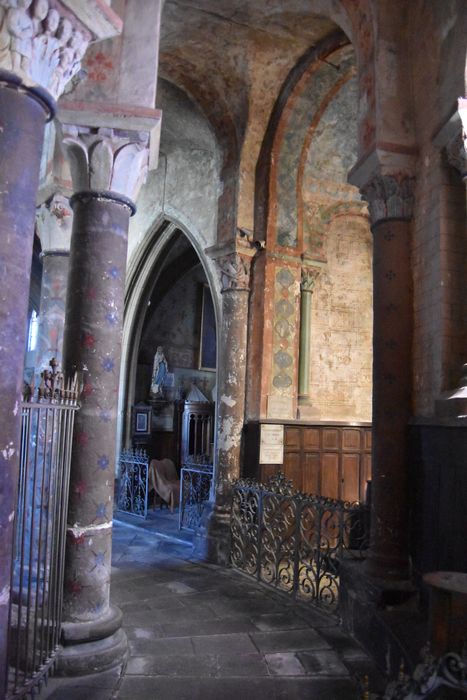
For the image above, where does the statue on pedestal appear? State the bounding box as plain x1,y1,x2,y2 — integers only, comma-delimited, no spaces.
150,345,168,399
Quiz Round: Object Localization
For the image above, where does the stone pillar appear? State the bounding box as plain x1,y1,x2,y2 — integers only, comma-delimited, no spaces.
59,127,149,673
201,246,253,565
297,266,320,405
0,2,119,692
0,70,55,697
359,173,415,580
35,194,73,373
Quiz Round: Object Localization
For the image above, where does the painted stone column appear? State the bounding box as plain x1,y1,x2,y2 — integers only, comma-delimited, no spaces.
35,194,73,373
59,127,148,673
360,173,415,580
298,266,321,405
203,247,253,565
0,70,55,697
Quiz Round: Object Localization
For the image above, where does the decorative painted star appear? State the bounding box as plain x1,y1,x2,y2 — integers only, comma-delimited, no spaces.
101,357,115,372
105,311,118,326
107,266,120,279
95,503,107,519
97,454,109,470
99,410,111,423
94,551,106,567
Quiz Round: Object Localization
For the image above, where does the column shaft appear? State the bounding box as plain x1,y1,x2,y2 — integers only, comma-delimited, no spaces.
298,289,312,402
367,218,412,579
0,82,51,695
35,252,70,372
60,194,130,669
215,288,250,507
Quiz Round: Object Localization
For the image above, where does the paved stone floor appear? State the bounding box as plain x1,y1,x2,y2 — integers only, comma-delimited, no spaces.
42,522,383,700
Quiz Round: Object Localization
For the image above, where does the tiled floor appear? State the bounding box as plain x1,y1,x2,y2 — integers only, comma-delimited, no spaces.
41,522,383,700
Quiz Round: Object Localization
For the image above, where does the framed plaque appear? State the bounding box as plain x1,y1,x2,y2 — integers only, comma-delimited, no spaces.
131,404,151,438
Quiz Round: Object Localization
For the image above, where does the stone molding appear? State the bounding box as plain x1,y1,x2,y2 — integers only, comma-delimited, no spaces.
360,173,416,225
61,125,150,204
36,192,73,253
0,1,119,100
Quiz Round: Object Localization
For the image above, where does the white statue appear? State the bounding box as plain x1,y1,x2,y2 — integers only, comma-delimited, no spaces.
150,346,168,398
7,0,34,73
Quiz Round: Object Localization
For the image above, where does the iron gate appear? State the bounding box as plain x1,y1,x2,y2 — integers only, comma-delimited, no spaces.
6,369,80,699
116,448,150,518
179,464,213,531
230,473,369,613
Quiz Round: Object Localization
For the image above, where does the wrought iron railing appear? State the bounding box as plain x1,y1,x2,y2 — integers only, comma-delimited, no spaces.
360,645,467,698
116,447,149,518
7,365,80,699
230,473,369,613
179,462,213,531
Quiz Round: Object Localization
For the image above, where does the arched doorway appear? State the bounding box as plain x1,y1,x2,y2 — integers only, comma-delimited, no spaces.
118,220,219,473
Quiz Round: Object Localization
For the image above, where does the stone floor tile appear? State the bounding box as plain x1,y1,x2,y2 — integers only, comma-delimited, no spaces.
158,617,257,638
125,625,164,640
125,653,217,677
250,628,332,653
191,632,258,654
297,649,351,676
215,652,270,677
251,612,309,631
265,652,307,676
129,634,194,656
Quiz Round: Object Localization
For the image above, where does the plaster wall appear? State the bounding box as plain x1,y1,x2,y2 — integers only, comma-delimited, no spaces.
308,216,372,422
127,79,221,263
409,0,467,416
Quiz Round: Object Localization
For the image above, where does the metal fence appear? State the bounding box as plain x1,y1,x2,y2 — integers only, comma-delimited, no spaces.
179,463,213,531
7,368,80,699
116,448,150,518
230,473,369,613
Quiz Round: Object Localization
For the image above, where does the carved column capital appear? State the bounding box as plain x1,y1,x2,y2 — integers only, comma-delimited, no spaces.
0,1,120,101
360,173,416,226
300,265,321,293
61,125,150,207
216,252,252,293
36,192,73,253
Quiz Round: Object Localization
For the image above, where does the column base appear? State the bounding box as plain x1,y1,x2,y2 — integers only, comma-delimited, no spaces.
339,559,421,678
193,501,232,566
363,549,412,581
57,604,128,676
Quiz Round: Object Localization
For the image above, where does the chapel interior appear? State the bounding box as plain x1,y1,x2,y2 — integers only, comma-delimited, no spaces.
0,0,466,698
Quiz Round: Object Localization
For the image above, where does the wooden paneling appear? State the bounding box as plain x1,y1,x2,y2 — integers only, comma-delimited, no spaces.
284,424,371,502
248,422,372,504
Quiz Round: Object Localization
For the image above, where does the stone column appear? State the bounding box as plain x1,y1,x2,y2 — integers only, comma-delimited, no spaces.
298,266,320,405
59,127,149,673
201,247,253,565
35,194,73,373
0,70,55,697
359,173,415,580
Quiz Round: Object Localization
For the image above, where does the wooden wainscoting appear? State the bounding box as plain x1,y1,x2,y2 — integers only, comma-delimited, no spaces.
243,422,372,503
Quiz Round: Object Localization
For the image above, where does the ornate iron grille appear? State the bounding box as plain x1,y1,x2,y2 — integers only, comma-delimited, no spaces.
6,367,80,699
179,463,213,531
116,448,149,518
230,473,369,613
